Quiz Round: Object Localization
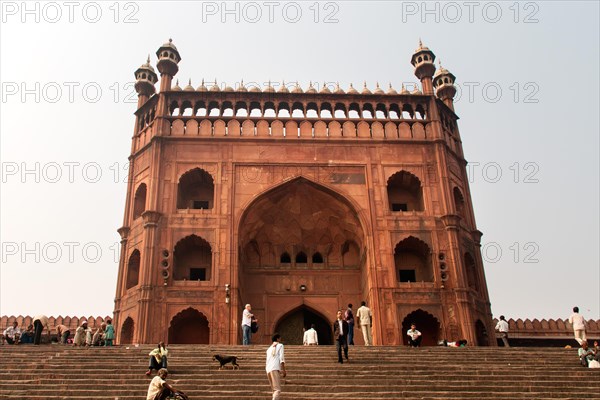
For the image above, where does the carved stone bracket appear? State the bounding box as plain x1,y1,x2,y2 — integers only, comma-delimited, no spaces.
441,214,461,230
117,226,130,243
471,229,483,245
142,210,162,228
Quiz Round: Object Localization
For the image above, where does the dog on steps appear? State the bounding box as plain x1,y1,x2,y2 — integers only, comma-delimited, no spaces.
212,354,241,370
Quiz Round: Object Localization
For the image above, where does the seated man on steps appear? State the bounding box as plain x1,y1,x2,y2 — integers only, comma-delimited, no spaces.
3,321,21,344
147,342,169,375
406,323,422,348
578,340,600,368
146,368,188,400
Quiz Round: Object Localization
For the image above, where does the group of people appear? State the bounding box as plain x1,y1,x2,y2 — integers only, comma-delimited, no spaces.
2,315,114,347
70,319,115,346
2,321,35,344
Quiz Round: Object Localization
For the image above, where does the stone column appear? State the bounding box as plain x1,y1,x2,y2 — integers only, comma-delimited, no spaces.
113,226,130,343
442,214,476,345
136,210,161,344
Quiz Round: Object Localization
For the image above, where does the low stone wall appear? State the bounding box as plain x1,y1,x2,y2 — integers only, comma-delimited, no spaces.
492,318,600,339
1,315,110,332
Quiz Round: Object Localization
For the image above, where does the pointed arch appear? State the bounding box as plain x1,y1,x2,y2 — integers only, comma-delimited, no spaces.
173,235,212,281
168,307,209,344
401,309,440,346
125,249,141,290
120,317,134,345
177,168,214,210
133,183,147,220
387,170,424,212
394,236,433,282
274,305,333,345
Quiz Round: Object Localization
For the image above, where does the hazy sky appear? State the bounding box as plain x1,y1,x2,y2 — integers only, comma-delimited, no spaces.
1,1,598,321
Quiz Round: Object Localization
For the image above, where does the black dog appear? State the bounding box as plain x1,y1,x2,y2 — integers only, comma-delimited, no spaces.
212,354,241,370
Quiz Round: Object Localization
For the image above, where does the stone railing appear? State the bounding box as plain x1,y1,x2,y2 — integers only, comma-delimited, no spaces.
492,318,600,338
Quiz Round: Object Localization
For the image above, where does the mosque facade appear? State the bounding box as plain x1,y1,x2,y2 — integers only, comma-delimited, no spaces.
113,40,495,346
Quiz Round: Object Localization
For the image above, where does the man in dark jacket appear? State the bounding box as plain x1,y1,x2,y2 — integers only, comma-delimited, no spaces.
333,310,350,364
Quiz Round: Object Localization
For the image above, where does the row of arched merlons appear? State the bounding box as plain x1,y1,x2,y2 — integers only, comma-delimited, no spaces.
132,168,469,218
117,308,492,346
125,235,482,289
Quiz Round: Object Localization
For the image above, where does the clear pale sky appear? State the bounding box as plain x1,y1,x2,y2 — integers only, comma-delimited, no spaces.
1,1,598,321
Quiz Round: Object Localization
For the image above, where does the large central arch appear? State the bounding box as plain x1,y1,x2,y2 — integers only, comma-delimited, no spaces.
238,176,367,343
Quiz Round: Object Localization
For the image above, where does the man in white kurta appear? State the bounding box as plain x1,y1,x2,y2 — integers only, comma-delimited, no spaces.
356,301,373,346
266,334,286,400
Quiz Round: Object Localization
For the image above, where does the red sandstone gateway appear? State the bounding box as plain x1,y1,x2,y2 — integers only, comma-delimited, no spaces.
113,39,494,346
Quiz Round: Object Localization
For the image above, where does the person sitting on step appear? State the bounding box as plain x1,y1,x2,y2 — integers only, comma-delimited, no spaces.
146,368,188,400
578,340,600,368
19,324,34,344
147,342,169,376
407,323,422,347
3,321,21,344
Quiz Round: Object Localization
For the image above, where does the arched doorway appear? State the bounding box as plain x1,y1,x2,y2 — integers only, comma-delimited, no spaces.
238,177,367,344
120,317,134,344
274,306,332,345
401,310,440,346
475,319,489,346
168,308,210,344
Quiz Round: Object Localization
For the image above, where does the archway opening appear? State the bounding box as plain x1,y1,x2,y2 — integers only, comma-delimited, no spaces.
394,236,433,282
173,235,212,281
120,317,134,344
274,306,332,345
464,252,479,292
168,308,210,344
177,168,214,209
387,170,424,212
133,183,147,220
401,309,440,346
475,319,489,346
125,249,140,290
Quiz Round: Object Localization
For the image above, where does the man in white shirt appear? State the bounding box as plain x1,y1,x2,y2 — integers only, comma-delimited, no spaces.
242,304,254,345
495,315,510,347
3,321,21,344
266,333,286,400
569,306,587,345
303,324,318,346
356,301,373,346
406,323,422,347
146,368,188,400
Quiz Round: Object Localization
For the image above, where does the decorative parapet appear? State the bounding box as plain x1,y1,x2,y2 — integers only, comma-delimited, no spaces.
492,318,600,338
1,315,111,332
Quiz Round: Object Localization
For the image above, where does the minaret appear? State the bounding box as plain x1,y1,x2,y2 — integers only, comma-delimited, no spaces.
433,63,457,112
410,39,436,95
156,38,181,93
134,56,158,108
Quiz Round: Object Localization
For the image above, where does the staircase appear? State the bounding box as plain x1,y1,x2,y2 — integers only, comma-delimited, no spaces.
0,344,598,399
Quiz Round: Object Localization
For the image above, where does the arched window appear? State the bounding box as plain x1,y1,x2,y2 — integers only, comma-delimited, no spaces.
464,253,478,292
312,252,323,264
394,236,433,282
453,187,466,219
296,252,307,264
173,235,212,281
125,249,140,289
133,183,147,220
177,168,215,210
280,252,291,263
387,171,424,212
